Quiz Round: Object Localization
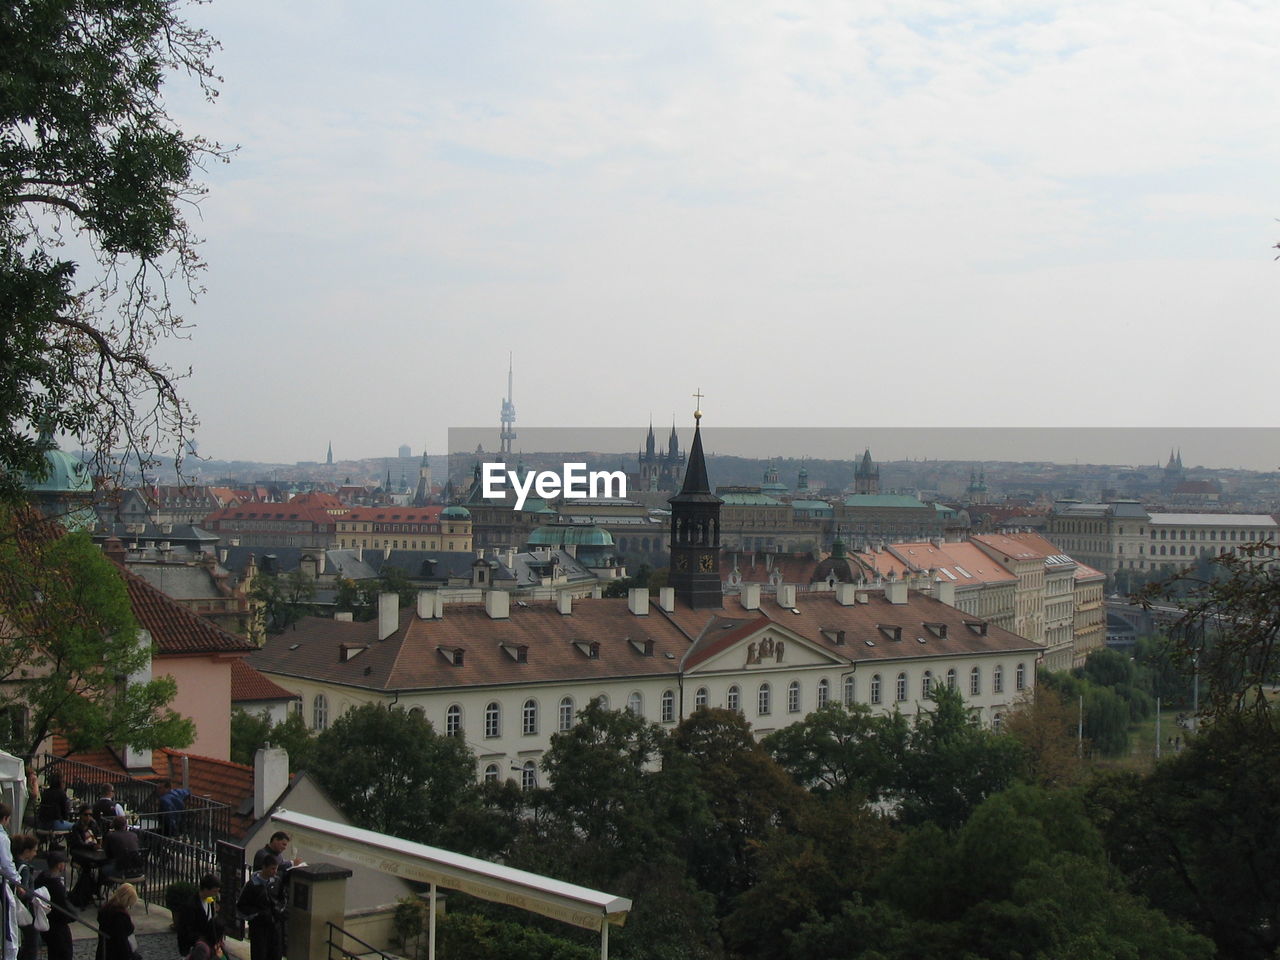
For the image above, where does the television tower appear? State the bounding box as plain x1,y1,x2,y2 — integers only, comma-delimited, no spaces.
499,355,517,457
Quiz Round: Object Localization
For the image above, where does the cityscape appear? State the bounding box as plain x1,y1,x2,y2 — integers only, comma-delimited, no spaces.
3,3,1279,960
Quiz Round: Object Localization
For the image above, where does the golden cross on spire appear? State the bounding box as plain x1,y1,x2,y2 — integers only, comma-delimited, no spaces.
692,388,704,421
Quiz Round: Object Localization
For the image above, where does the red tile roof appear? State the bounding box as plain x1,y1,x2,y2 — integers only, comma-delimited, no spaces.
340,507,445,523
231,658,299,703
120,566,256,656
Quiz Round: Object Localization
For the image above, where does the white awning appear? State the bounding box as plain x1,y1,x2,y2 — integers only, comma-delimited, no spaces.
270,809,631,931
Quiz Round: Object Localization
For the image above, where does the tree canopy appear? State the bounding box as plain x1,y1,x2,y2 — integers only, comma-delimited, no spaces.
0,514,193,756
0,0,230,498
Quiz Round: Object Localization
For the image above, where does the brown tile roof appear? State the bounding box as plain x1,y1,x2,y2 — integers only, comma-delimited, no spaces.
154,748,256,838
722,553,821,585
971,533,1046,562
1074,561,1105,581
203,504,338,527
120,566,256,656
249,598,692,693
231,658,299,703
664,592,1039,665
879,541,1018,586
340,506,445,523
1003,531,1071,560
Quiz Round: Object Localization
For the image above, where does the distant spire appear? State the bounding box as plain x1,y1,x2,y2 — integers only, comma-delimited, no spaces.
326,441,333,466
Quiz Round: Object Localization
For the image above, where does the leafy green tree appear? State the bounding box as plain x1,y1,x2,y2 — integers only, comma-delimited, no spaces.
229,708,316,771
0,517,194,756
1001,686,1083,787
764,702,906,800
670,708,809,906
251,569,315,635
0,0,232,498
311,703,475,844
1138,542,1279,722
1089,715,1280,959
894,685,1025,829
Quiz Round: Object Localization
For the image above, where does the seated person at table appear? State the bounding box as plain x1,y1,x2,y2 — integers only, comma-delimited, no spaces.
92,786,124,828
101,817,141,881
67,805,103,908
37,773,73,832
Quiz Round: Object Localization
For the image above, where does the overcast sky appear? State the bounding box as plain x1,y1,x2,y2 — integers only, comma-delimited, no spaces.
162,0,1280,468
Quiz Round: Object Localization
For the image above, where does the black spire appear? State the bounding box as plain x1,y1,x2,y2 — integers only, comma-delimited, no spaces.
668,397,722,609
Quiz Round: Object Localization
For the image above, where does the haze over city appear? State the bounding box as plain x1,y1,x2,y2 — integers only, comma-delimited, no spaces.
154,0,1280,464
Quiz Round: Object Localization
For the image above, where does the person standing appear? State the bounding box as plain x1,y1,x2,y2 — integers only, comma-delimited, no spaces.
12,835,38,960
0,803,28,960
35,851,72,960
175,874,221,956
67,806,102,908
236,857,282,960
94,883,138,960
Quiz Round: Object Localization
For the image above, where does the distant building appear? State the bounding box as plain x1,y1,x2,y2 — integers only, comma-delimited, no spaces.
637,423,685,492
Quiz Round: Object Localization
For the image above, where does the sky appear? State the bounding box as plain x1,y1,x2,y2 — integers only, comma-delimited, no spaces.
159,0,1280,468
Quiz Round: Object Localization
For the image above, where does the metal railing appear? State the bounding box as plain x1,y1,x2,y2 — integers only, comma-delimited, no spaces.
35,754,233,846
138,831,219,908
324,922,398,960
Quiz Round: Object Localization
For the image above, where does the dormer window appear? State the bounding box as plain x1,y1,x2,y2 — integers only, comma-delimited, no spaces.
924,622,948,639
437,647,464,666
500,643,529,663
339,644,367,662
572,640,601,659
628,636,655,656
877,624,903,642
964,620,989,636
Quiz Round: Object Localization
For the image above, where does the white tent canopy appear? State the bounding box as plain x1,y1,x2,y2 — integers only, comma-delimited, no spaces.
0,751,27,828
271,808,632,959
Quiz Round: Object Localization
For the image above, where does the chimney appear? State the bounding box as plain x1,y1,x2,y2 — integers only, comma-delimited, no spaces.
835,582,857,606
557,591,572,616
417,590,437,620
335,612,353,622
355,544,363,561
628,588,649,616
485,590,510,620
591,584,603,599
936,579,956,607
378,592,398,640
384,545,392,559
778,584,796,609
886,580,908,605
476,548,485,560
253,745,290,821
218,547,228,564
657,586,675,613
317,551,327,575
742,583,761,610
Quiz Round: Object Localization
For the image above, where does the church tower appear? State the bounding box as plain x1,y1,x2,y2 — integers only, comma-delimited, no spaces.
854,448,880,495
668,399,722,609
499,355,517,458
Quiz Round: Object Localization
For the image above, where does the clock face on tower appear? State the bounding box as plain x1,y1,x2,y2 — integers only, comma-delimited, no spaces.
699,554,715,571
674,555,689,571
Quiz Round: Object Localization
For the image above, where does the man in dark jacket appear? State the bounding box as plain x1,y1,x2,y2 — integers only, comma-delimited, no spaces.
175,874,221,956
35,850,73,960
237,857,282,960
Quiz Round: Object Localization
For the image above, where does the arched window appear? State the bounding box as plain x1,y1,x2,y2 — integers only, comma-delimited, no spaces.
817,678,830,708
757,683,771,716
521,760,538,791
595,694,610,711
484,701,501,738
922,670,934,697
787,680,801,714
695,687,709,709
896,673,907,702
312,694,328,731
1016,662,1026,691
627,691,643,716
661,689,675,723
946,667,957,690
522,698,538,735
445,704,462,737
870,674,882,704
843,675,855,705
993,666,1004,694
992,712,1003,732
483,763,499,783
970,666,981,696
727,685,741,713
558,696,574,732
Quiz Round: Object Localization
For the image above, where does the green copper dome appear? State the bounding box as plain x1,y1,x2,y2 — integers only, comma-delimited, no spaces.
441,505,471,519
27,446,93,494
527,525,615,547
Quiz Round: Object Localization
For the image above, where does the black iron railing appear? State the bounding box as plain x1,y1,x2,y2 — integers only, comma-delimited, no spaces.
325,921,398,960
35,754,233,846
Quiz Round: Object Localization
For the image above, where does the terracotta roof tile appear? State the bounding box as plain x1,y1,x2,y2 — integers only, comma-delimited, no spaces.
231,658,299,703
120,567,256,656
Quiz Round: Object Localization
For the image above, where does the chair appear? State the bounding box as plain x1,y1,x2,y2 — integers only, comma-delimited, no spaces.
103,848,149,914
34,828,69,854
